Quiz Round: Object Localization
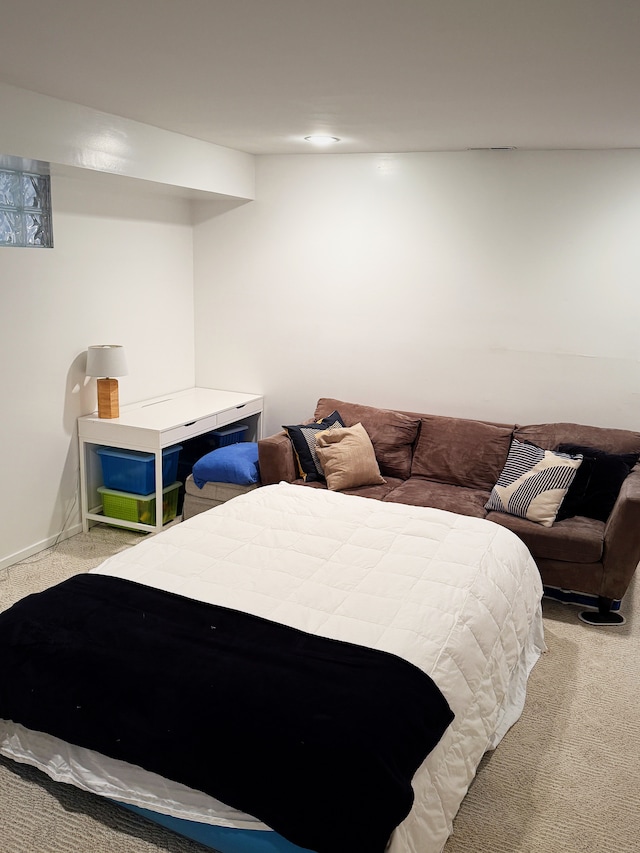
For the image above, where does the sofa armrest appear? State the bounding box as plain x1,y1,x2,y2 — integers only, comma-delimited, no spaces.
258,431,298,485
602,466,640,600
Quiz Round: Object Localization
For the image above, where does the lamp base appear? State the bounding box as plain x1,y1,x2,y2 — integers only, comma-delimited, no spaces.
96,377,120,419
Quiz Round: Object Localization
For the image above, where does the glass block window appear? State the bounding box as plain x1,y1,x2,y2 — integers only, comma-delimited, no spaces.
0,168,53,248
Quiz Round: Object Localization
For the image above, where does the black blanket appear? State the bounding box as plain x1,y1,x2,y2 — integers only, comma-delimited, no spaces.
0,574,454,853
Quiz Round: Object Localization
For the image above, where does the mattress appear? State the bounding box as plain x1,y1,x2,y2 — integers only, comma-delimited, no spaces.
0,482,545,853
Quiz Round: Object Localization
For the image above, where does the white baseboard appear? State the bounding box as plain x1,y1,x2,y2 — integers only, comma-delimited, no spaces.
0,522,84,572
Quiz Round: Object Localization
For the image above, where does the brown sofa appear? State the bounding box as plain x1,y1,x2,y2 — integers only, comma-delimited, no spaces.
258,398,640,625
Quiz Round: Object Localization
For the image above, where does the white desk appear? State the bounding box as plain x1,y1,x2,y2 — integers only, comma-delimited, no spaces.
78,387,263,534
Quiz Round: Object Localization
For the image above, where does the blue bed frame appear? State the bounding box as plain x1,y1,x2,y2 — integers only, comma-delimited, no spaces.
543,585,621,611
118,803,316,853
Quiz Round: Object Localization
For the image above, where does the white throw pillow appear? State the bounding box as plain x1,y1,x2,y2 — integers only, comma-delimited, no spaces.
485,439,582,527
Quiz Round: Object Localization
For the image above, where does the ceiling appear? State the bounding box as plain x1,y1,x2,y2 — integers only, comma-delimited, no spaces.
1,0,639,155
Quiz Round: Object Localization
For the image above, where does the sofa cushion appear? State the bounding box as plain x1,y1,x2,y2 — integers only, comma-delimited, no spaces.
283,410,345,482
555,443,640,522
486,511,604,563
314,398,420,480
485,439,582,527
294,477,404,501
515,422,640,456
315,423,386,491
384,478,491,519
411,415,514,490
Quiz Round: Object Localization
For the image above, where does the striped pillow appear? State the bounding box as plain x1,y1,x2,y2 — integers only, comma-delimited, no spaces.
485,439,582,527
283,411,345,481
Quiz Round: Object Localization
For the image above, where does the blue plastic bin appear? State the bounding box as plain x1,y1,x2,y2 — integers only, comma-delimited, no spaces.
96,445,182,495
212,424,249,447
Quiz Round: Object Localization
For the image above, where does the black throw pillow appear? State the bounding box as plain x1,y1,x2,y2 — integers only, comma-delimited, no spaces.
556,444,639,522
283,411,345,482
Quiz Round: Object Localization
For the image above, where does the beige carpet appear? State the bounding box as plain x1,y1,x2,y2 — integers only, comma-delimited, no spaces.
1,526,639,853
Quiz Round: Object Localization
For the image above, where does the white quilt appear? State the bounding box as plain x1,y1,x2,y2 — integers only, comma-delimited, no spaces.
1,483,545,853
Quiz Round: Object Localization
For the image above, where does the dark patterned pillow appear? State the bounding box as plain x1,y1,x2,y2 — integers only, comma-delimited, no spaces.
283,411,345,482
556,444,639,522
485,439,582,527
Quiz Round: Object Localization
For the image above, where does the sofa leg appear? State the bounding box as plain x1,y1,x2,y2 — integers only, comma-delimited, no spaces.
578,596,626,626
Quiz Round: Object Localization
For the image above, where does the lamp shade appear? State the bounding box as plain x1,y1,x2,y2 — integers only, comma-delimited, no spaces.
86,345,128,378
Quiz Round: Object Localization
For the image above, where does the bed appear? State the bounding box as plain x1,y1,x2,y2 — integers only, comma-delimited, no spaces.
0,482,545,853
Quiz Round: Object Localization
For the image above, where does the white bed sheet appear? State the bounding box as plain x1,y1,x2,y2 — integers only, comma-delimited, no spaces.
1,483,545,853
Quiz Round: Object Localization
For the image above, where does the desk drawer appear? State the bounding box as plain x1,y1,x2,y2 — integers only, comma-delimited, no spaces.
216,399,262,428
162,413,219,446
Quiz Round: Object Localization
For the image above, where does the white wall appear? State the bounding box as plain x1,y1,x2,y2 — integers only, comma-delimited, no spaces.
5,147,640,568
0,167,195,567
193,150,640,437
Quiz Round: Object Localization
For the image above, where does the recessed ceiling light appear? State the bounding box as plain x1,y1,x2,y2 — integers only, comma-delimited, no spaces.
466,147,518,151
304,135,341,146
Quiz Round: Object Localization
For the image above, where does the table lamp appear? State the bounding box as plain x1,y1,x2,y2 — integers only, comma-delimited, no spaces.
86,345,128,418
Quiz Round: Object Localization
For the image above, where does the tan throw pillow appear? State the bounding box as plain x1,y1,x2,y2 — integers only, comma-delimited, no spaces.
315,422,386,491
313,398,420,479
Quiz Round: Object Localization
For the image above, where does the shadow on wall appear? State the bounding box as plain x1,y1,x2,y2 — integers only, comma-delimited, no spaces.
63,350,96,436
191,197,252,226
51,350,97,537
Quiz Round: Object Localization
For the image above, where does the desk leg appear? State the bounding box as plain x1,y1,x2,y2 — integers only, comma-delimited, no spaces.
154,452,163,533
79,438,90,533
